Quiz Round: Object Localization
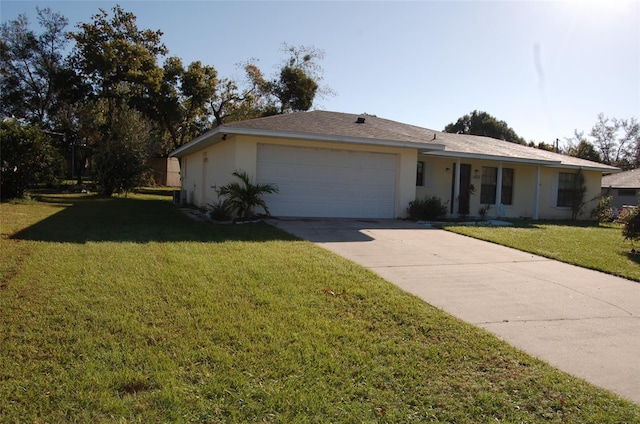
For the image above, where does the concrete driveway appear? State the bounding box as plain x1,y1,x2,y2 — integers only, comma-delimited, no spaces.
267,218,640,404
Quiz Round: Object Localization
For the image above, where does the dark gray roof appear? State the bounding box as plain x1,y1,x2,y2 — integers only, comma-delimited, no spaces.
602,168,640,188
172,110,618,172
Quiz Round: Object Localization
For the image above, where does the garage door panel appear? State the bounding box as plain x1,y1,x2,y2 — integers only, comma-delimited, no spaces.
256,144,396,218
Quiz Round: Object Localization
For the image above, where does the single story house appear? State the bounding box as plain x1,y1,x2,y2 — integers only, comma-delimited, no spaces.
602,168,640,209
170,111,619,220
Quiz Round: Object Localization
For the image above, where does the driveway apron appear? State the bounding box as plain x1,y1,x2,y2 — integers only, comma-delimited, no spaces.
267,218,640,404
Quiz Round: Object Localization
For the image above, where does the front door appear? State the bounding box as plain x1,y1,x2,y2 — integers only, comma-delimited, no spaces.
451,163,472,215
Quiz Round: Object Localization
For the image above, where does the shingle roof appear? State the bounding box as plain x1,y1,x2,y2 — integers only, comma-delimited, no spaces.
221,110,440,144
173,110,619,172
602,168,640,188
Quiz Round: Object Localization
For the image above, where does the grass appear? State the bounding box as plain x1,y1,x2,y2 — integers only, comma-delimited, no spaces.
444,220,640,282
1,192,639,422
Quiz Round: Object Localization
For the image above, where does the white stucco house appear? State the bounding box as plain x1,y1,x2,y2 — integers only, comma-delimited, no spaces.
169,111,618,220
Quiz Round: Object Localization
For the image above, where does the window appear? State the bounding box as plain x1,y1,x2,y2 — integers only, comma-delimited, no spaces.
416,161,424,186
480,167,497,204
480,167,514,205
619,189,637,197
501,168,514,205
557,172,575,207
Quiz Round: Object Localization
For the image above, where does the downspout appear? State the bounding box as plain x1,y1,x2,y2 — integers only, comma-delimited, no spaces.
533,165,541,220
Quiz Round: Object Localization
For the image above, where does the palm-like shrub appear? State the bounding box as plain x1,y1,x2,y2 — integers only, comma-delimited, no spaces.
217,170,279,221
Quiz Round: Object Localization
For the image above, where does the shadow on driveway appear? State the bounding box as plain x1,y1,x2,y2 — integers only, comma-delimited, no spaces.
266,217,426,243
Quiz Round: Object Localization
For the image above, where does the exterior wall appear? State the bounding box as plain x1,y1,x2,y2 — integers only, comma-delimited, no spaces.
537,168,602,220
601,187,639,210
180,139,237,207
417,155,604,220
396,149,419,218
415,156,455,213
180,135,417,218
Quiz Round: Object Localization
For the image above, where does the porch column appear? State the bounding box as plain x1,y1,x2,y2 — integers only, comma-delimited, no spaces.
533,165,541,220
453,158,461,215
495,162,503,217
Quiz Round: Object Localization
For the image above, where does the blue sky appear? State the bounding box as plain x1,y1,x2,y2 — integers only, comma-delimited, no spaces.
2,1,638,145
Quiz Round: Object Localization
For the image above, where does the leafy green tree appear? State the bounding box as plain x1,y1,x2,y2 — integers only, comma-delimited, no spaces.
69,5,166,190
444,110,526,144
69,5,167,114
93,103,152,196
0,7,70,126
151,57,219,153
217,170,279,221
0,120,64,199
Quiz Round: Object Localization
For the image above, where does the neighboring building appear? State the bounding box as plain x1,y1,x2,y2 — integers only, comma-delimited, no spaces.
170,111,618,219
148,157,181,186
602,169,640,209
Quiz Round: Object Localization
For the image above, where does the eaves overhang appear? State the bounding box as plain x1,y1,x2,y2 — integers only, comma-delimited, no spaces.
421,150,558,166
421,150,620,173
169,126,446,158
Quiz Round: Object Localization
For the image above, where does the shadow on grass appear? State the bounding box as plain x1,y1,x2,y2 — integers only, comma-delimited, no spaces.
11,194,297,244
625,250,640,266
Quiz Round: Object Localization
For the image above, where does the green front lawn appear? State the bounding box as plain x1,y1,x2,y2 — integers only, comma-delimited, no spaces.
1,193,639,422
445,220,640,282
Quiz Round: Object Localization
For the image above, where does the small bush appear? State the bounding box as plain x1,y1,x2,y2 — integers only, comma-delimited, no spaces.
621,206,640,243
407,196,448,221
592,195,618,223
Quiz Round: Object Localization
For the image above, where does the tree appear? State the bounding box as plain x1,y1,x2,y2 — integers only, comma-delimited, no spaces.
93,103,152,196
529,141,558,152
0,120,64,199
564,130,601,162
444,110,526,144
588,114,639,168
0,7,71,126
69,5,167,115
69,5,166,192
216,170,279,221
151,57,220,153
242,44,327,117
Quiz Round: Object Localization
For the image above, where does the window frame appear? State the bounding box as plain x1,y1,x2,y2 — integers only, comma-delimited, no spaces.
557,172,575,207
416,161,425,186
480,167,497,204
501,168,514,205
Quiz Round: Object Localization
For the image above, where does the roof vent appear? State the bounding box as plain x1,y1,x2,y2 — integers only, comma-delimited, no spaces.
356,117,366,124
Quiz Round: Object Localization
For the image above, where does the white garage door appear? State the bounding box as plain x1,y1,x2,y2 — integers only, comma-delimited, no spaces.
256,144,397,218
